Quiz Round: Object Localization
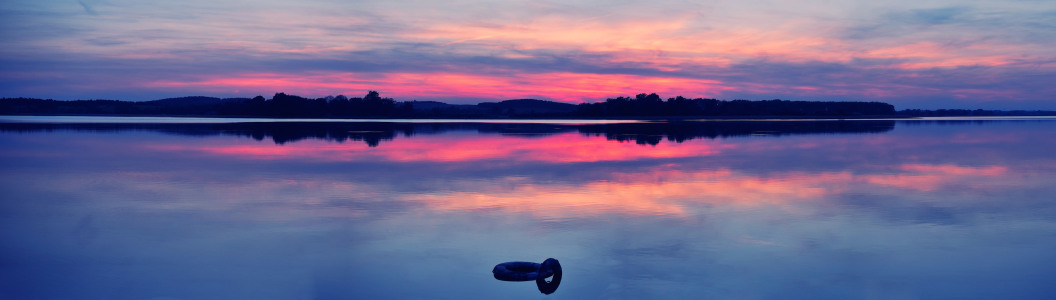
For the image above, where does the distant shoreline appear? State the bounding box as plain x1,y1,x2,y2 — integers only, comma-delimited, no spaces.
4,93,1055,119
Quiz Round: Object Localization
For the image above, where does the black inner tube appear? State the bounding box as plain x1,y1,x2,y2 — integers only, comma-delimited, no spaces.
493,262,549,282
507,265,538,273
536,258,562,295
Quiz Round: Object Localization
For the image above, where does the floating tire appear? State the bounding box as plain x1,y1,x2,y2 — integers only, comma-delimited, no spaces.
492,261,554,282
535,258,562,295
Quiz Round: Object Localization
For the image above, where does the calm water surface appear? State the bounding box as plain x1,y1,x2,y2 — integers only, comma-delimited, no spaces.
1,117,1055,299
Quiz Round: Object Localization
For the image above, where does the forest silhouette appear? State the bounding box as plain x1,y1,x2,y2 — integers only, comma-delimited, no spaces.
4,91,1051,118
1,91,896,118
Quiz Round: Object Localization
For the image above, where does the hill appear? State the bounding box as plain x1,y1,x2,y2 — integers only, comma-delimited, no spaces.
477,99,578,115
146,96,249,106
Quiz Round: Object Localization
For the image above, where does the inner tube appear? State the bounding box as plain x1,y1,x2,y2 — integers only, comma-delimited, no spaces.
535,258,562,295
492,261,554,282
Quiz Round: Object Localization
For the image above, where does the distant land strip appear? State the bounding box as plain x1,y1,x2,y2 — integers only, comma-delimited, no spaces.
2,91,1054,119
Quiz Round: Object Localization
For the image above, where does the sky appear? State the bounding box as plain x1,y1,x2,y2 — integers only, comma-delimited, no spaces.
1,0,1054,109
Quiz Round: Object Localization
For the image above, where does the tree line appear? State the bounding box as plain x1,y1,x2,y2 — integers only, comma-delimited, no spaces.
575,93,895,117
0,91,412,118
7,91,1049,118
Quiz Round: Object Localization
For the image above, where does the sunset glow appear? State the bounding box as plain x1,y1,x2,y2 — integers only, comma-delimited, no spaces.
147,72,733,103
2,0,1055,109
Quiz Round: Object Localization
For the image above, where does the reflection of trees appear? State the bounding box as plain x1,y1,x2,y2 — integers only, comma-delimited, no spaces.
0,120,895,147
577,121,896,145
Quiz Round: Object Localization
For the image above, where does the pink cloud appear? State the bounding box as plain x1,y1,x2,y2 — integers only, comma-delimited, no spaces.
147,72,735,103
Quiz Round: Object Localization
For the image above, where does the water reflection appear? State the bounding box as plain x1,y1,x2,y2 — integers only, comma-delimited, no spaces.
0,119,895,146
0,118,1054,299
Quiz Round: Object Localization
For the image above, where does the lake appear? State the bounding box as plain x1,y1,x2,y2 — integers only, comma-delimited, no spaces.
1,116,1055,299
